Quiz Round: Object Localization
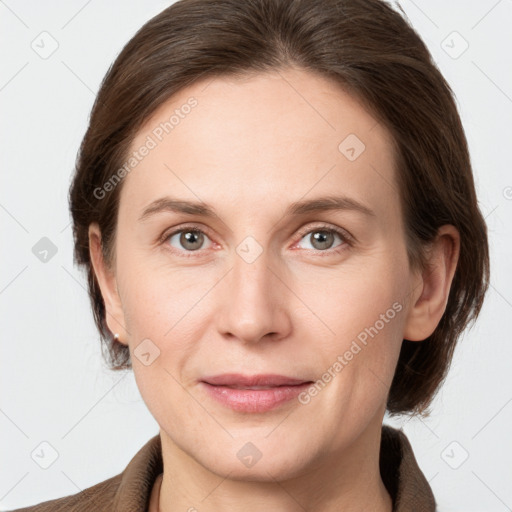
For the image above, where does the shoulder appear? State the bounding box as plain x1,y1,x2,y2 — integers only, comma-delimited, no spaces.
5,434,163,512
5,474,121,512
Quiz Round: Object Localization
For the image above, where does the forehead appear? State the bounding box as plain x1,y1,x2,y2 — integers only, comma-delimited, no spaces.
121,68,399,221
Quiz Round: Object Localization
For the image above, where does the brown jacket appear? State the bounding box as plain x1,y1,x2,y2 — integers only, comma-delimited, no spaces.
8,425,436,511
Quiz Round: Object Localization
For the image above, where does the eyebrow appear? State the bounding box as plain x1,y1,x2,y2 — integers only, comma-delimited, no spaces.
138,195,376,222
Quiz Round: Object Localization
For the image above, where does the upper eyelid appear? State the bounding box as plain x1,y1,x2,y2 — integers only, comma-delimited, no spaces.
295,223,353,243
161,223,215,243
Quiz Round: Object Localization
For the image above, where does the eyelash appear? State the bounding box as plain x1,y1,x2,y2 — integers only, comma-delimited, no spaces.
159,223,354,258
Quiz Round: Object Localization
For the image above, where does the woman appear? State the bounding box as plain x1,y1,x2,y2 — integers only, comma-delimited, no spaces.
9,0,489,510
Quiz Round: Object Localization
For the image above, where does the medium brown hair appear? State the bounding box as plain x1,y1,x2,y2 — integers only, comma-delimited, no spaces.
69,0,489,416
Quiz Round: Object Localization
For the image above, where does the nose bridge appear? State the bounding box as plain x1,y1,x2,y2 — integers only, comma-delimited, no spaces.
217,240,289,343
233,244,274,301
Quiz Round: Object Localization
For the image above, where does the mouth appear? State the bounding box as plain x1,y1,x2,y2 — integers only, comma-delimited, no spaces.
201,373,313,387
199,373,314,413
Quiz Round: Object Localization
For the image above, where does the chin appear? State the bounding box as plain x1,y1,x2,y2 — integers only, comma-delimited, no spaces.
198,443,314,483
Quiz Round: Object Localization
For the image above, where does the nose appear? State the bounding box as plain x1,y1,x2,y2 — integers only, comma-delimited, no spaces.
215,248,292,344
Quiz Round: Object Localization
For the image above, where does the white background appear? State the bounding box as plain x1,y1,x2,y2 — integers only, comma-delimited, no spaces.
1,1,511,510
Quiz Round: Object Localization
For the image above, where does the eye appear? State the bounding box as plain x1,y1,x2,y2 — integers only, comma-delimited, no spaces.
294,224,351,254
163,225,213,255
160,223,353,258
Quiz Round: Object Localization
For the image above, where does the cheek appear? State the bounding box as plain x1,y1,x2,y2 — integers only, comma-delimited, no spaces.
116,260,202,422
117,249,205,339
115,252,216,397
299,256,408,348
301,253,408,404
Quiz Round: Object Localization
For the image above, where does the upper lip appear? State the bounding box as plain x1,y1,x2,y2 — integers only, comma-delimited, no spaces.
201,373,312,387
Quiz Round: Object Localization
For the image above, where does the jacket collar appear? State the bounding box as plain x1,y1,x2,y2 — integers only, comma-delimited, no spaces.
380,425,437,511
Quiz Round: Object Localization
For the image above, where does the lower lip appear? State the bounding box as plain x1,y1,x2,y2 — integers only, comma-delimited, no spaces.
200,382,311,413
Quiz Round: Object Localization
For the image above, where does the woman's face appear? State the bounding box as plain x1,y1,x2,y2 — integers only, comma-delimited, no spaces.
100,68,423,480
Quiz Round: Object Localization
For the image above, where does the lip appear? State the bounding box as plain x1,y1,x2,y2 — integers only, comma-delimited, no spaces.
199,373,313,413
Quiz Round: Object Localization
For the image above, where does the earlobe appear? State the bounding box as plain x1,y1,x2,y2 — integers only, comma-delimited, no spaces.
403,225,460,342
88,223,128,344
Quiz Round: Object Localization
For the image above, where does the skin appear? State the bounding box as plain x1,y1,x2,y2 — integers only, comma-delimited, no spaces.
89,67,459,512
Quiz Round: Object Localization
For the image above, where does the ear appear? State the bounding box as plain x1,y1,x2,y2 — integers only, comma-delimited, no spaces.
403,225,460,341
88,223,129,345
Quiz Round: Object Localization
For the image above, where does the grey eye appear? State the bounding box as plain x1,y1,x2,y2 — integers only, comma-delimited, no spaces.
297,229,344,251
168,230,210,251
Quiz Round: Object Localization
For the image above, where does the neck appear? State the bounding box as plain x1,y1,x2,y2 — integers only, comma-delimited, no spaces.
156,418,393,512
